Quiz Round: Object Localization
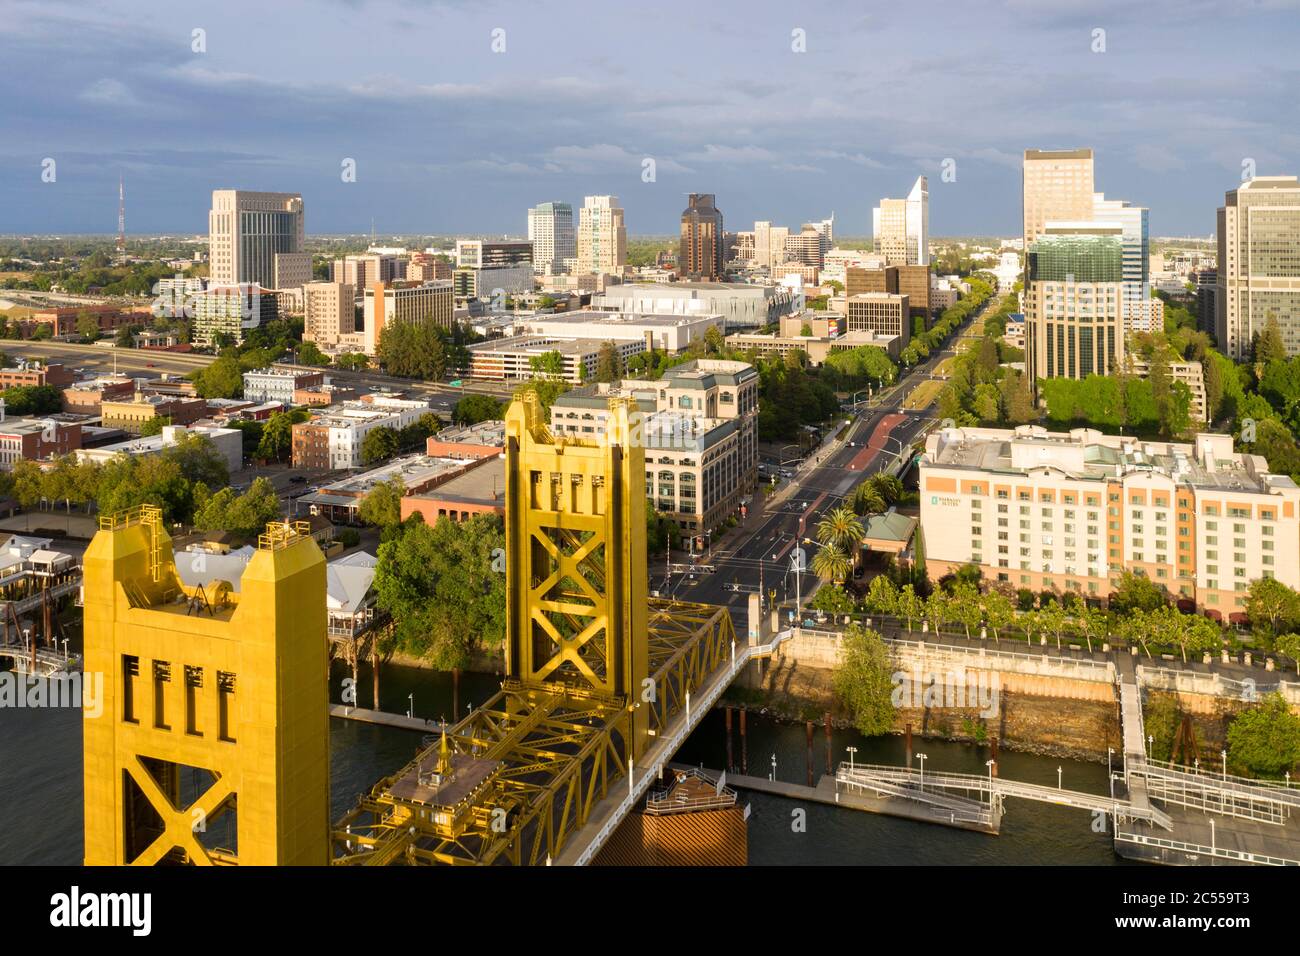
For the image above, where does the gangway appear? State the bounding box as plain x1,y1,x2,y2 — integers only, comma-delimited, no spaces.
836,762,1174,830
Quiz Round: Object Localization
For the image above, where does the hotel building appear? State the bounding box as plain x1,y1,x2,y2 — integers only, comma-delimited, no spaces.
1022,149,1095,247
528,202,576,274
577,196,627,275
920,425,1300,617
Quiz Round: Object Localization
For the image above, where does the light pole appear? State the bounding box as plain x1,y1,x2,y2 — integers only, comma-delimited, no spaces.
1221,748,1228,779
1057,766,1063,790
846,746,858,772
770,753,777,782
1108,747,1115,799
917,752,928,791
1147,734,1153,760
985,759,995,799
407,692,414,719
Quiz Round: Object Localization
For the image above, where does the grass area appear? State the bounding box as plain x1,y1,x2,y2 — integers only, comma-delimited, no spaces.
933,357,954,377
904,379,944,410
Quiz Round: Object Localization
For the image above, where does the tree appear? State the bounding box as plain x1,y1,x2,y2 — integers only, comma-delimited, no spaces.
255,411,296,463
373,515,507,670
833,624,895,737
1246,577,1300,637
948,581,982,639
811,544,851,584
297,341,331,367
528,350,566,379
192,478,281,537
863,574,899,617
816,506,864,555
189,355,244,399
1253,316,1287,368
513,378,570,413
140,415,172,437
896,584,923,633
595,341,623,382
1073,605,1110,654
361,426,400,466
982,590,1014,642
1275,633,1300,675
850,483,886,518
76,313,101,342
453,393,504,426
358,477,406,529
810,584,855,615
1225,693,1300,778
924,590,950,634
1109,571,1168,615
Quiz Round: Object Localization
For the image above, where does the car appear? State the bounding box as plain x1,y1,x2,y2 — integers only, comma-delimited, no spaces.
289,475,308,484
145,362,156,367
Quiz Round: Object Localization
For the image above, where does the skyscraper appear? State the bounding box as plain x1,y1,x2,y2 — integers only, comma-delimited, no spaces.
873,176,929,267
208,190,305,288
528,201,576,274
1024,222,1126,387
577,196,626,276
753,221,789,274
678,193,724,281
1092,193,1150,333
1216,175,1300,360
1022,149,1095,248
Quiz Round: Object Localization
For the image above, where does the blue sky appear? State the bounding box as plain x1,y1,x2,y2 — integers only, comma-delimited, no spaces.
2,0,1298,238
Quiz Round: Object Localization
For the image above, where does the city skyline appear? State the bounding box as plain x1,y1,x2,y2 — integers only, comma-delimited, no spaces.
3,0,1299,236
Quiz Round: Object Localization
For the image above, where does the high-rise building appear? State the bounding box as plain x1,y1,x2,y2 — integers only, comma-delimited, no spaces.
1215,175,1300,360
873,176,929,267
753,221,789,274
208,190,305,288
678,193,725,281
1024,222,1126,387
362,280,454,355
528,202,576,274
1093,193,1150,332
577,195,626,275
1022,149,1095,248
454,239,533,270
331,253,406,289
303,281,356,349
785,225,826,269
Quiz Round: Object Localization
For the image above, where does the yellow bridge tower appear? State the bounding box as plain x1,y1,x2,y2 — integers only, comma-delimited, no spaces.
82,508,329,866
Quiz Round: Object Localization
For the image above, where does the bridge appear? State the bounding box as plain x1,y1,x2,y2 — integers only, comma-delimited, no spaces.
331,394,782,866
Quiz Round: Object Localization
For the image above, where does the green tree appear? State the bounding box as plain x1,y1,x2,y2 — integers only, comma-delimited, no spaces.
833,624,895,737
896,584,923,632
811,584,855,615
1275,633,1300,675
1109,571,1168,615
361,426,401,466
373,514,507,669
358,477,406,529
816,505,864,555
595,341,623,382
255,411,296,463
863,574,899,617
453,393,504,426
192,478,281,537
1225,693,1300,778
76,313,101,342
528,350,566,379
983,589,1014,642
1253,316,1287,367
1246,577,1300,638
189,355,244,399
139,415,172,437
811,544,851,584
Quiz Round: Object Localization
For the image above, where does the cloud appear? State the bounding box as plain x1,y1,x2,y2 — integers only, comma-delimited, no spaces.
78,78,142,108
1132,144,1187,173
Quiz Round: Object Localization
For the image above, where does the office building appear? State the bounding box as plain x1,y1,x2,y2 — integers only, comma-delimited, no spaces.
361,280,454,355
190,283,278,347
753,221,789,274
455,240,533,270
465,336,645,384
242,367,327,406
407,252,451,283
550,359,759,533
873,176,929,266
303,281,356,350
593,281,795,330
846,293,911,341
845,264,930,321
208,190,305,288
528,202,576,274
518,310,725,353
1024,223,1125,388
331,253,406,289
920,425,1300,615
679,193,725,281
1022,149,1095,248
577,196,626,276
1215,175,1300,360
1093,193,1150,333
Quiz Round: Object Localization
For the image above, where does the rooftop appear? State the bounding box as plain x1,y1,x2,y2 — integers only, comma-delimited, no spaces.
316,454,479,498
925,426,1294,495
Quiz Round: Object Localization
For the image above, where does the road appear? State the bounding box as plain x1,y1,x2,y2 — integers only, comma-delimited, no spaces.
668,292,1000,618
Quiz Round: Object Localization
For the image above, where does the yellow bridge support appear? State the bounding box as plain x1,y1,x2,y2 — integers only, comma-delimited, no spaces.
331,393,735,865
83,510,329,865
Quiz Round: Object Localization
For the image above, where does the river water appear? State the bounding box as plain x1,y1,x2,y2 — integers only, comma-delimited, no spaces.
0,661,1128,865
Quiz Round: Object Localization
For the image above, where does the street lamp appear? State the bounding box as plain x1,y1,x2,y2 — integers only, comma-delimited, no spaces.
1057,766,1063,790
1107,747,1115,799
916,753,928,791
770,753,777,782
985,759,995,796
1147,734,1153,759
407,692,414,719
1222,748,1228,779
846,746,858,772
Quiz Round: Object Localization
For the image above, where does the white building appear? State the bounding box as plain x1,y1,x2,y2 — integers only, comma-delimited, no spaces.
208,190,305,288
78,423,244,475
873,176,929,266
516,310,724,353
527,202,576,275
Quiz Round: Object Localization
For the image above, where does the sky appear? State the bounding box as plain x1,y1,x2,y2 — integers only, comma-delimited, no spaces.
2,0,1298,239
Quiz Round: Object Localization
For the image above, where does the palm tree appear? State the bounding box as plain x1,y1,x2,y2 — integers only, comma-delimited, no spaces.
851,483,887,518
811,545,852,584
816,506,864,555
869,473,903,505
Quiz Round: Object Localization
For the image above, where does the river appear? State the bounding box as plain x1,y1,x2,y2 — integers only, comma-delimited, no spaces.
0,661,1129,865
